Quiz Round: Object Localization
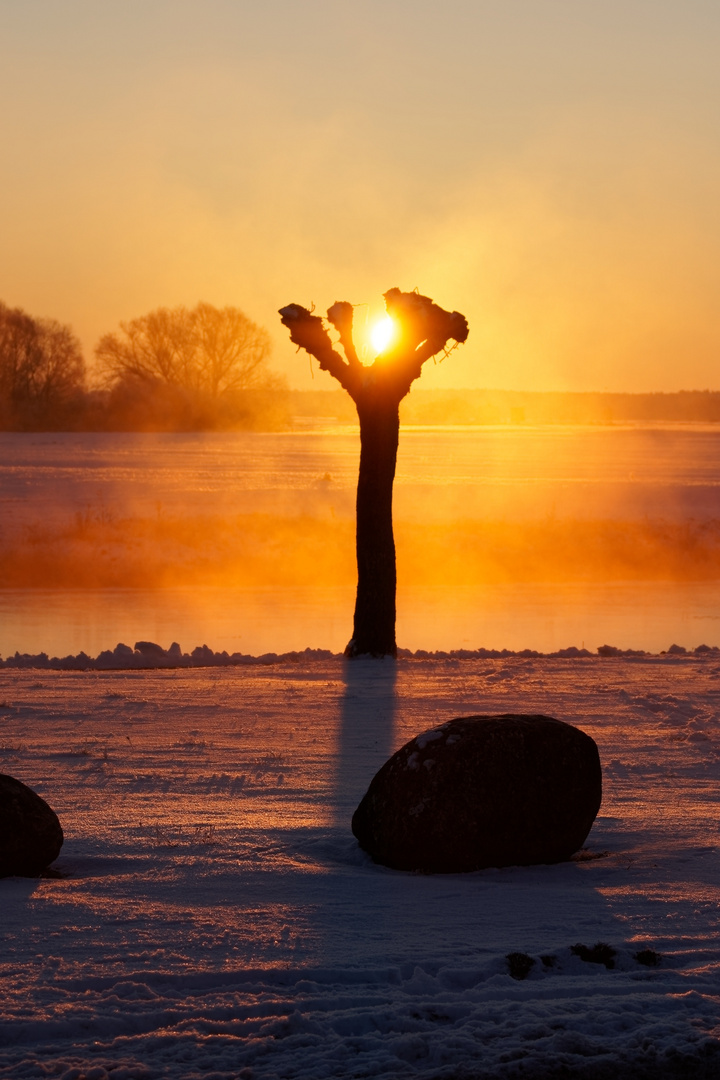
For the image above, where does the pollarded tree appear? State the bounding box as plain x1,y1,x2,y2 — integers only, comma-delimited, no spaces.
279,288,469,658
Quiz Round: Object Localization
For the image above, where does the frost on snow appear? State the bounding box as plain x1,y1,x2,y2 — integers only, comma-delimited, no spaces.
1,655,720,1078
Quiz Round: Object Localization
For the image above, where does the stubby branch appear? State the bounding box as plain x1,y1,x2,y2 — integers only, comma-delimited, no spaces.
381,288,469,400
278,304,359,397
326,301,361,369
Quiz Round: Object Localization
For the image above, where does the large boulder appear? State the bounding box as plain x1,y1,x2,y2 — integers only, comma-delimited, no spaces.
352,714,602,873
0,774,63,877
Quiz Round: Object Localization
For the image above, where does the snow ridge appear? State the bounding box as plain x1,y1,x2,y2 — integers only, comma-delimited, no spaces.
0,641,715,670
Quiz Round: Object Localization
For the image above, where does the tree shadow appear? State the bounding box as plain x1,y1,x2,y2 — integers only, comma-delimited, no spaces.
332,658,399,827
0,875,43,902
321,678,632,975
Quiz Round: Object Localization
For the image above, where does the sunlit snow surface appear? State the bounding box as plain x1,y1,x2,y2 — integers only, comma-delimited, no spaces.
2,656,720,1078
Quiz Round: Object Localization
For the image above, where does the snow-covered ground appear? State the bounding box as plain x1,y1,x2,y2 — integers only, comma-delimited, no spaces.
2,653,719,1078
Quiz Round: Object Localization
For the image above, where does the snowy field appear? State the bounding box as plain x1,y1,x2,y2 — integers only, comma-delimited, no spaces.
2,653,720,1079
3,427,720,530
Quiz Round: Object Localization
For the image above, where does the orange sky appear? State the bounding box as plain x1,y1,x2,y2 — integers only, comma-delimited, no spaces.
1,1,720,391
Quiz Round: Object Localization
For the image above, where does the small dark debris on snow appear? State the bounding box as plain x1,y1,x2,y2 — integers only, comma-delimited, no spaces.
507,952,536,980
571,942,617,969
635,948,662,967
571,848,612,862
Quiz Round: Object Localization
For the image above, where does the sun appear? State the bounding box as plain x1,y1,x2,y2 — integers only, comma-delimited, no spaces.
370,316,396,355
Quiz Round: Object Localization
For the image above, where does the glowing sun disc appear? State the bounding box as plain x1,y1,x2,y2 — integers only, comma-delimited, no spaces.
370,316,395,354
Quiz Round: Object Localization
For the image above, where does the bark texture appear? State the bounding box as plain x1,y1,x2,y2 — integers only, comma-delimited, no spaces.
279,290,468,657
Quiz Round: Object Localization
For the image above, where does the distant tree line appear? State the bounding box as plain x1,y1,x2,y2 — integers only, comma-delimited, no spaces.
397,388,720,425
0,302,86,429
0,300,290,431
5,298,720,431
290,388,720,426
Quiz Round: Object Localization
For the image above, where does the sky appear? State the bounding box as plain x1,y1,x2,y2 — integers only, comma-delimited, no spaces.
1,0,720,392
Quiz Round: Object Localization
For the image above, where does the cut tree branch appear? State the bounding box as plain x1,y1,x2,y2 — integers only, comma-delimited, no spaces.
326,301,361,368
381,289,469,399
278,303,360,397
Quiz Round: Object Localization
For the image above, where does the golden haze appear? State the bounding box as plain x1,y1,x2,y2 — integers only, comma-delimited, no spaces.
1,4,720,392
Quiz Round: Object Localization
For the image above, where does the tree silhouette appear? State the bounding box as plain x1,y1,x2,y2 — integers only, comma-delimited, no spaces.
279,288,468,657
96,302,276,397
0,302,85,429
96,302,288,430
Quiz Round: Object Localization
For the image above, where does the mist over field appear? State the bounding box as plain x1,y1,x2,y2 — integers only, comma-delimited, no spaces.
6,510,720,592
2,425,720,593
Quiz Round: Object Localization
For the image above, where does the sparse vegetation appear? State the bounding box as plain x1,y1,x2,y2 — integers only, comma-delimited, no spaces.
151,823,218,847
507,952,536,980
571,942,617,969
635,948,661,967
571,848,612,862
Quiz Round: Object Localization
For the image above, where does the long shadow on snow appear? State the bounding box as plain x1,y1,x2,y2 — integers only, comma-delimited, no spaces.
317,659,627,972
332,656,399,827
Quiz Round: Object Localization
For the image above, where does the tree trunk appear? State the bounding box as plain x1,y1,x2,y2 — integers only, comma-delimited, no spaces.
278,291,468,659
346,395,400,657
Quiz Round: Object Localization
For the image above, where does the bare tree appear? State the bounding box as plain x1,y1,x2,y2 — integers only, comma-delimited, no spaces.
95,302,288,430
279,288,469,657
95,302,274,398
0,302,85,428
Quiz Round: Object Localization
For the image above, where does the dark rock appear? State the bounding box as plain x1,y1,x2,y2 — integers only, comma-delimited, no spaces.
597,644,622,656
134,641,167,658
351,714,602,873
0,774,64,877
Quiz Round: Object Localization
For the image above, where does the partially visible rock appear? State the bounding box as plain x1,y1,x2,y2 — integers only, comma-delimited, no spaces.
0,774,64,877
134,641,167,658
352,714,602,873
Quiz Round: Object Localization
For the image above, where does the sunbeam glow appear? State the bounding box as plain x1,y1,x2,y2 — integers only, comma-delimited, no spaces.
370,317,396,355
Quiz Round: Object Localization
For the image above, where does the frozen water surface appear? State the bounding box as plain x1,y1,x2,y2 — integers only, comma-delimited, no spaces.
3,581,720,659
3,428,720,658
